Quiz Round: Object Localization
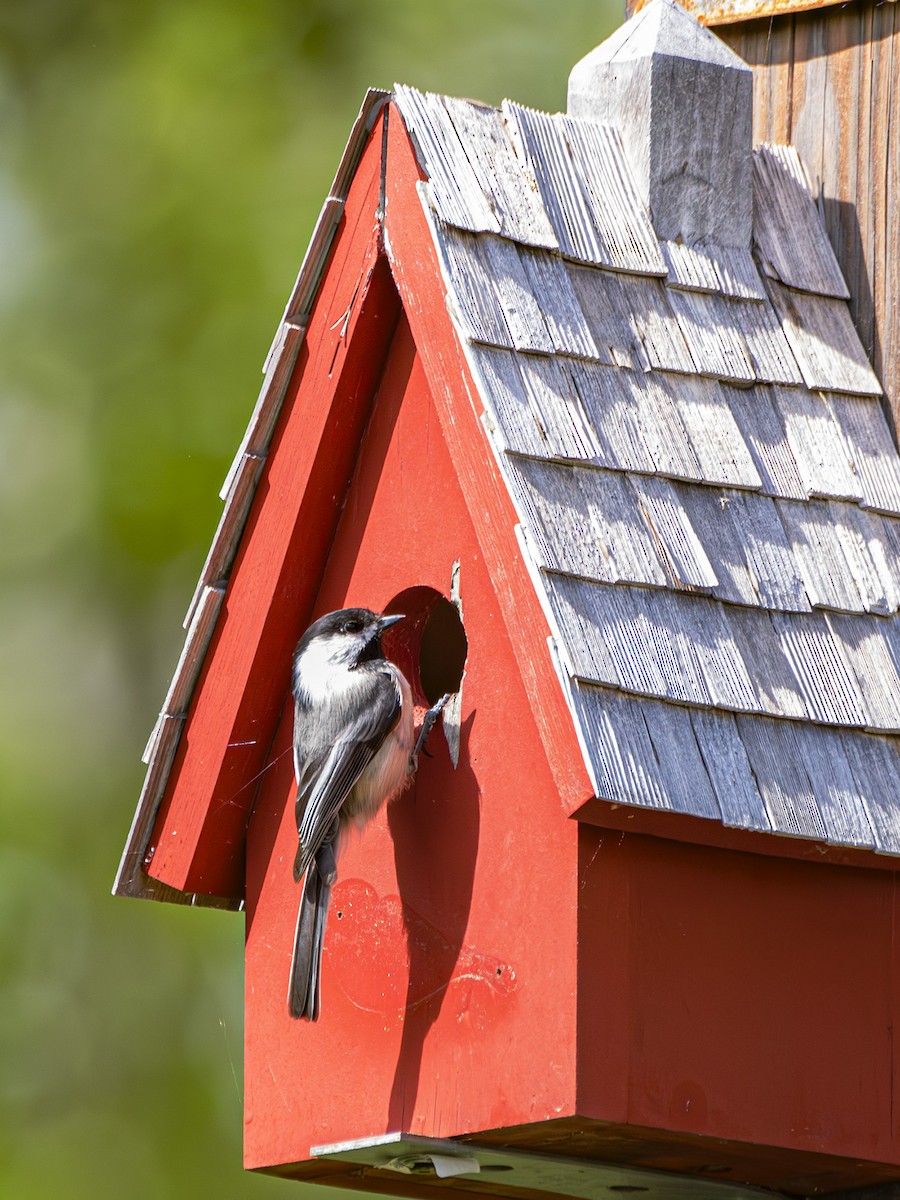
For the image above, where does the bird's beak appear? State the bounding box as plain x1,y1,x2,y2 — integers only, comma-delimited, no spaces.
378,613,405,631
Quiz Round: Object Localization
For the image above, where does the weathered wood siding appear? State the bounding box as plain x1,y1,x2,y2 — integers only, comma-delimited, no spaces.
714,0,900,437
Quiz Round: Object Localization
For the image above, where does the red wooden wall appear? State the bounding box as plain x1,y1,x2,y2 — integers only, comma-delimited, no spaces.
242,314,581,1172
141,99,900,1192
578,827,900,1190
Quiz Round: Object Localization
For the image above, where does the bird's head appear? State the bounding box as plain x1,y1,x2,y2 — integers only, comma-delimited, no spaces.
293,608,405,674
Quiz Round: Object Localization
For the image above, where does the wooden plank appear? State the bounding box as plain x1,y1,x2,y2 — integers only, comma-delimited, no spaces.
828,393,900,515
856,509,900,613
115,710,241,909
660,240,719,294
795,723,877,848
828,499,896,615
678,484,762,608
658,590,758,711
851,0,878,361
185,453,263,629
384,109,594,814
579,468,669,587
872,0,900,429
568,360,705,481
329,89,392,203
734,713,828,838
429,224,513,348
626,588,715,705
551,575,752,709
725,1,900,433
777,497,865,612
720,17,794,145
161,585,227,723
788,7,828,206
221,321,305,501
392,85,500,234
723,605,809,719
840,729,900,853
827,612,900,732
767,279,882,396
770,610,867,725
615,274,697,374
661,240,766,300
669,375,762,488
689,708,771,831
282,200,344,324
725,384,807,500
627,475,718,591
439,95,558,249
566,267,699,375
503,102,605,265
622,371,705,481
565,265,647,369
504,456,671,588
146,117,402,896
727,293,804,386
117,716,184,898
639,701,722,818
726,489,810,611
542,572,625,690
821,4,863,315
773,385,863,500
516,354,603,461
559,115,667,276
467,345,557,460
752,143,849,298
565,684,673,811
478,235,556,354
667,287,756,384
501,456,616,583
517,247,600,359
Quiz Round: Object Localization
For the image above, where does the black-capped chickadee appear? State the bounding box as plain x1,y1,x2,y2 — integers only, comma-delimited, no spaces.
289,607,448,1020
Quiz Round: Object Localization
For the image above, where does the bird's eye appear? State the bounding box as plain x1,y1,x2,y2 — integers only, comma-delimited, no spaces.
343,618,364,634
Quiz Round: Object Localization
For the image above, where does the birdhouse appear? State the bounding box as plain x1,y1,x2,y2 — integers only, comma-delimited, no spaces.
116,1,900,1195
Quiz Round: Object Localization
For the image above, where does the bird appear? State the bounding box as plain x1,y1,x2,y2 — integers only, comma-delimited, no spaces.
288,606,448,1021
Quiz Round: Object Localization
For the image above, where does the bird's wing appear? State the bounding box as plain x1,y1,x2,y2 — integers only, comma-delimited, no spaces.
293,670,401,880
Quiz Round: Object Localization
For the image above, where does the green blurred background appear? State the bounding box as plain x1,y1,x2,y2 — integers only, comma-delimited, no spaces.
0,1,619,1195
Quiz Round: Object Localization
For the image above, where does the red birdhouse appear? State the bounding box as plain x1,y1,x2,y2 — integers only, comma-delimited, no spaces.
117,1,900,1196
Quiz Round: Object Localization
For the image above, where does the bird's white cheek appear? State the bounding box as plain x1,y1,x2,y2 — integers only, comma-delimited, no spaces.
294,639,356,703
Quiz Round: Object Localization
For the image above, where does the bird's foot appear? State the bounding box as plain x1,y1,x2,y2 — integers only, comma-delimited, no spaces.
411,693,451,769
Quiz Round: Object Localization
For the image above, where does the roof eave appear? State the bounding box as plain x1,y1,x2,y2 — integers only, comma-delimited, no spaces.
627,0,854,27
114,91,395,906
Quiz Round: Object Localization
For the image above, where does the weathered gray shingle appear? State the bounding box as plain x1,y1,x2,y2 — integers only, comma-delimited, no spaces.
145,73,900,875
407,80,900,851
439,95,558,248
753,143,850,300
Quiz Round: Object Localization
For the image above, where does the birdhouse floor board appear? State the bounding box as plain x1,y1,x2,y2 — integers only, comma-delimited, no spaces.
463,1118,900,1198
259,1117,900,1197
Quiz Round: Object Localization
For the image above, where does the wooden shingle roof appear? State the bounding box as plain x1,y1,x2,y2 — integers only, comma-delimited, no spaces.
394,38,900,852
120,3,900,904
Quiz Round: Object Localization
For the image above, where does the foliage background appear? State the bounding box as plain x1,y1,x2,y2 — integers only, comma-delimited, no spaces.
0,1,618,1195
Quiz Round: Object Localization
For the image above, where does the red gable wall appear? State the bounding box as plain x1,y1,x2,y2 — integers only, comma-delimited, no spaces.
242,313,581,1171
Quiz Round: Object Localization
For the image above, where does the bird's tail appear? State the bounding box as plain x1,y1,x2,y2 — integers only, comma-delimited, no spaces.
288,845,337,1021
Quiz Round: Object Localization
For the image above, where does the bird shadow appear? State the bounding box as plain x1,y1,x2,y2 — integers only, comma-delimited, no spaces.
386,709,479,1132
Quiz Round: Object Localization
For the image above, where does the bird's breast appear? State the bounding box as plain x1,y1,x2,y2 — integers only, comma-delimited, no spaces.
343,669,414,826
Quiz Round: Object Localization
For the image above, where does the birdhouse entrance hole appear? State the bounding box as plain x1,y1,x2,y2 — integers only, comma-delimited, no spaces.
382,586,467,710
